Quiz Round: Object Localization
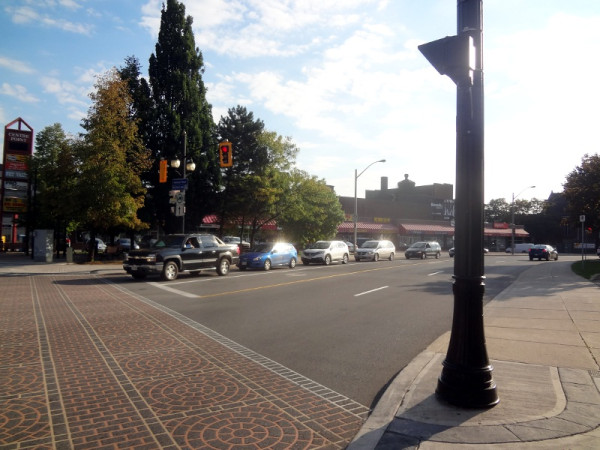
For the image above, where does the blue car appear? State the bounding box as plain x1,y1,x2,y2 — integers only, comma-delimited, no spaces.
238,242,297,271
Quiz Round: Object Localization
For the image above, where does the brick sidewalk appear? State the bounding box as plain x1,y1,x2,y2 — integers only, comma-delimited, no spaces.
1,274,369,449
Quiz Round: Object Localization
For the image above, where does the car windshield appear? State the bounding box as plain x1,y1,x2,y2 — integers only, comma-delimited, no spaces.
409,242,426,249
361,241,378,248
310,241,331,249
251,243,273,253
152,235,185,248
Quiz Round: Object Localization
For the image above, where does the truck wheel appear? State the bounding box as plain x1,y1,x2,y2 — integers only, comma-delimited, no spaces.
421,253,426,259
217,258,230,276
161,261,178,281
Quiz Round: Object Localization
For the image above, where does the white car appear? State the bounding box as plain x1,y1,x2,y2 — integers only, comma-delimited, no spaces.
301,240,349,265
355,240,395,261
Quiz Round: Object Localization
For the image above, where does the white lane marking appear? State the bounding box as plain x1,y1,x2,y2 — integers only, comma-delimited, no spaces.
354,286,388,297
149,282,199,298
428,271,443,276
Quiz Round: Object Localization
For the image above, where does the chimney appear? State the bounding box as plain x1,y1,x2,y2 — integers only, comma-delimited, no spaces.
381,176,388,190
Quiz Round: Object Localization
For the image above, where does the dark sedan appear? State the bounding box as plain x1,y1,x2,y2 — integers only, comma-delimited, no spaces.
529,244,558,261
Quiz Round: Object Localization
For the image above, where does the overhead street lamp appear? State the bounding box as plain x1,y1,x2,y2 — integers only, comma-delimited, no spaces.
354,159,386,250
510,185,535,255
170,131,196,233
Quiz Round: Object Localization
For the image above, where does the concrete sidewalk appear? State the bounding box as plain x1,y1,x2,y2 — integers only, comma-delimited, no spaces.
350,258,600,449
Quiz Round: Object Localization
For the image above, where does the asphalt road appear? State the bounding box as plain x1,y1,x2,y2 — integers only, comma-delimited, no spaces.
111,253,534,408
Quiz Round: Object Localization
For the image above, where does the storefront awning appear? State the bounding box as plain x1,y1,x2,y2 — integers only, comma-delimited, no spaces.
201,215,278,230
483,228,529,238
399,223,455,235
337,221,397,232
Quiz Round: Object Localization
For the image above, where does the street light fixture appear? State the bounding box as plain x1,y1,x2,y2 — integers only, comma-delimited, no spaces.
510,185,535,255
354,159,386,250
171,131,196,233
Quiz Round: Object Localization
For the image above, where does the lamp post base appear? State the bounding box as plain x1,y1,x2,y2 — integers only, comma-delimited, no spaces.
436,360,499,408
435,275,499,408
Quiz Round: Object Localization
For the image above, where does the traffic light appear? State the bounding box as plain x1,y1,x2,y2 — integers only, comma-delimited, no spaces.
418,34,475,86
159,159,168,183
219,141,233,168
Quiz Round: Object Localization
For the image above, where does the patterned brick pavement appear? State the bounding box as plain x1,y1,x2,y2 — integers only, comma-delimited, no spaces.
0,274,369,449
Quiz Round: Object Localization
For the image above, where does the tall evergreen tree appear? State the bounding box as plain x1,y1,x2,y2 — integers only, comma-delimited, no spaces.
148,0,219,233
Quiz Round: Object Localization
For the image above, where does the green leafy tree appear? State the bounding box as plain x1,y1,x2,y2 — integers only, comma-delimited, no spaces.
78,68,151,259
31,123,78,253
278,170,345,247
563,153,600,244
216,106,298,242
148,0,219,233
484,198,510,223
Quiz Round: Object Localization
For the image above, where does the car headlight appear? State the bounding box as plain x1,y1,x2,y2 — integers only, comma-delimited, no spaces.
147,254,157,263
253,256,262,261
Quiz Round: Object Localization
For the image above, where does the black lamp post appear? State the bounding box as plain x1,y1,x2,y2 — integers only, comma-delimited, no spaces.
419,0,498,408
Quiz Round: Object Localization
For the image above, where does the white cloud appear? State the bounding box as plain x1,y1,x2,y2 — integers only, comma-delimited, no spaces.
0,83,39,103
0,56,35,74
8,5,92,34
41,76,89,108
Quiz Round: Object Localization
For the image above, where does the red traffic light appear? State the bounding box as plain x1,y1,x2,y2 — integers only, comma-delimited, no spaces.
219,141,233,167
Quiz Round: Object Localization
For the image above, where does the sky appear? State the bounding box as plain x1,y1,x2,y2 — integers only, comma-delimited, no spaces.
1,0,600,204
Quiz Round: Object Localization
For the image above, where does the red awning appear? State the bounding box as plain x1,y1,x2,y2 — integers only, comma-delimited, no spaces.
202,215,278,230
483,228,529,238
337,222,397,232
399,223,455,235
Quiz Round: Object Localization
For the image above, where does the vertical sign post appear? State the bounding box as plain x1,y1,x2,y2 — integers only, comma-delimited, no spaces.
2,118,34,249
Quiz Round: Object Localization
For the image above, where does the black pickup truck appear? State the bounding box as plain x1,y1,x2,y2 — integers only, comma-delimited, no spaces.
123,234,240,281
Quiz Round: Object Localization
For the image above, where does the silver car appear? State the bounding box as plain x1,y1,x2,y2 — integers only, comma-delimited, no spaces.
355,240,396,261
301,240,349,265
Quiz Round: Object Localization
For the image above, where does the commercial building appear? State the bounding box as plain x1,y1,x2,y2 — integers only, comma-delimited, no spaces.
336,174,529,250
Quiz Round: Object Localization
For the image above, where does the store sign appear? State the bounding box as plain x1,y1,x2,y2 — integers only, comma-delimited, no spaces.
374,217,390,223
3,197,27,212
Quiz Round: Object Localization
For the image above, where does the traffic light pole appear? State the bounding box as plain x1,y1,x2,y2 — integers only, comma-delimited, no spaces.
438,0,498,408
420,0,498,408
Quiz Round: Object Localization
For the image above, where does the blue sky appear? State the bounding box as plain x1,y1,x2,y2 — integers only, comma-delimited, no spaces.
2,0,599,203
